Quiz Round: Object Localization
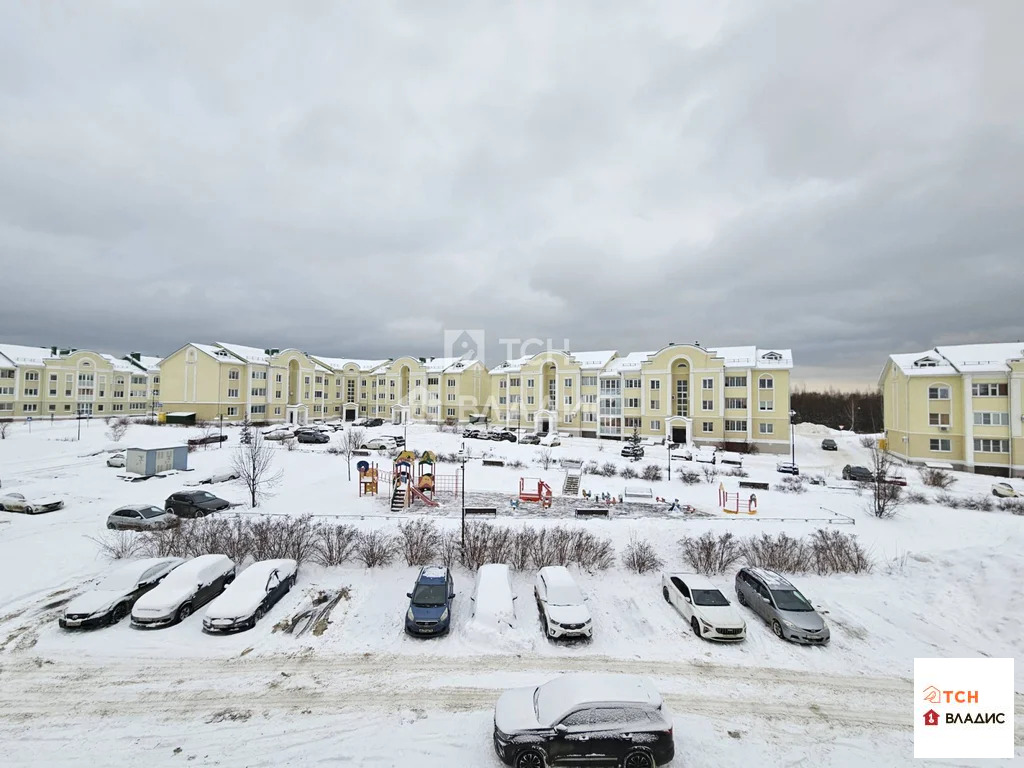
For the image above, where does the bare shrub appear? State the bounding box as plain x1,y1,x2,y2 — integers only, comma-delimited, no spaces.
919,467,957,490
398,519,441,566
247,515,317,563
809,529,872,574
739,532,811,573
867,447,903,519
326,444,344,457
312,523,359,566
568,529,615,570
859,435,877,449
353,529,399,568
622,535,664,574
548,527,574,566
905,490,930,505
105,416,132,443
0,420,11,439
461,522,494,570
90,531,147,560
1000,499,1024,516
678,469,701,485
600,462,618,478
531,528,557,568
536,449,554,470
510,527,537,570
722,467,749,478
960,495,994,512
620,465,638,479
488,526,514,566
583,460,600,475
438,529,461,569
337,428,367,480
506,459,526,470
283,437,297,451
641,464,663,482
678,531,742,575
773,476,807,494
934,491,959,508
701,466,718,484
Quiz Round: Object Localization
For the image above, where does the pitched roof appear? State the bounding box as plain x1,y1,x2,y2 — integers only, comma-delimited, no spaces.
489,354,535,374
570,350,617,370
709,346,794,370
100,354,139,372
214,342,272,365
604,351,656,375
0,343,59,367
310,355,392,373
126,355,163,372
887,342,1024,377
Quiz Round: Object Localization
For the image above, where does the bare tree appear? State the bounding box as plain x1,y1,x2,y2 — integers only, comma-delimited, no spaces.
0,420,10,440
846,396,857,433
231,430,283,508
867,447,903,519
337,428,366,481
105,415,132,443
537,448,554,470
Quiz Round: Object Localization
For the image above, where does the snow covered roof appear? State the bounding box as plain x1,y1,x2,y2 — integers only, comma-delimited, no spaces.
0,343,58,367
709,347,793,370
215,342,272,365
489,355,534,374
100,354,138,372
535,674,661,726
125,355,163,372
570,350,617,370
181,343,237,362
887,343,1024,377
310,356,391,373
603,351,655,375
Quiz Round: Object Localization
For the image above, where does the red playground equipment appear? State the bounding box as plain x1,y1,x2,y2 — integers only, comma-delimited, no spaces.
519,477,553,509
719,482,757,515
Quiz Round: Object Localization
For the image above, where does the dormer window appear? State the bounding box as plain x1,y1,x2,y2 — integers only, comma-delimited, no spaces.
913,357,940,368
761,351,783,361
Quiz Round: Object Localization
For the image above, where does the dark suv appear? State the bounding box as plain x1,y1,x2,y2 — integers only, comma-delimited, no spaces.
405,566,455,636
842,464,873,482
164,490,230,519
821,438,838,451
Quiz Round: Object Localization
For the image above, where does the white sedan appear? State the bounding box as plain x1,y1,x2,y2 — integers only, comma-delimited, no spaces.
662,572,746,642
539,433,562,447
360,437,397,451
106,453,126,468
992,482,1018,498
0,492,65,515
535,566,592,639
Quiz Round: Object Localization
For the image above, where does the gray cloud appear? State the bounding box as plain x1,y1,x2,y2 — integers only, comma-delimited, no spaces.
1,0,1021,388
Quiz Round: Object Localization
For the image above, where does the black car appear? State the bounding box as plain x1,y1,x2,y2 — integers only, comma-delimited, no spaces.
365,418,385,427
842,464,873,482
821,438,838,451
385,434,407,447
519,434,541,445
187,434,229,447
494,673,674,768
164,490,230,518
203,559,298,633
489,428,518,443
296,431,330,444
621,444,645,459
59,557,184,629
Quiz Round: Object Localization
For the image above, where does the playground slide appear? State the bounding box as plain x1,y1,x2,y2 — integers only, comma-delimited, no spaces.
409,485,439,507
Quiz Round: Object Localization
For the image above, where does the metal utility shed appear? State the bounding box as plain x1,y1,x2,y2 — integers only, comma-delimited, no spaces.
163,412,197,426
125,445,189,477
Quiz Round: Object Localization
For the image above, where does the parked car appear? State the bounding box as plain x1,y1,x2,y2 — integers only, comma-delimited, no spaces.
661,572,745,642
535,566,592,640
821,438,838,451
295,425,332,437
463,426,487,439
263,427,295,441
404,565,455,637
296,431,330,444
776,461,800,476
621,444,645,459
188,434,228,447
164,490,230,518
842,464,873,482
493,673,675,768
107,504,179,531
539,433,562,447
203,559,298,633
364,418,385,428
385,434,407,447
351,417,369,426
360,437,397,451
468,563,517,633
0,492,65,515
694,446,717,464
106,453,126,468
131,554,236,628
60,557,184,629
195,470,240,485
489,428,518,443
735,567,829,645
519,433,541,445
992,482,1019,498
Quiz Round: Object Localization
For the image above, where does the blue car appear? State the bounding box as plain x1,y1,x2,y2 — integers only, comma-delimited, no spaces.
405,566,455,637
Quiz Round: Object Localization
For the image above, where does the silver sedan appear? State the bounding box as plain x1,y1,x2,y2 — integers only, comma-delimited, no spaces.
106,504,179,531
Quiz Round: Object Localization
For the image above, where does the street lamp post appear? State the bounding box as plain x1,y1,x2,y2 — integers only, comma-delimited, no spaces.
789,410,797,466
458,442,468,549
219,414,224,448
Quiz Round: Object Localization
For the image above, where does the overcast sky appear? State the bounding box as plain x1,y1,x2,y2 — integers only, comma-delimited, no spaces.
1,1,1021,389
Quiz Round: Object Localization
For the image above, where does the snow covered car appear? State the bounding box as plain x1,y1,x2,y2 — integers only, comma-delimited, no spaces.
60,557,184,629
776,461,800,476
263,428,295,441
296,431,330,444
539,433,562,447
202,559,297,633
463,426,487,439
992,482,1018,498
468,563,517,634
735,567,829,645
0,492,65,515
488,428,518,443
661,572,746,642
360,437,397,451
106,453,126,468
106,504,179,531
842,464,873,482
190,470,240,486
535,566,592,639
693,447,717,464
493,673,675,768
621,444,645,459
519,433,541,445
131,554,236,628
405,565,456,637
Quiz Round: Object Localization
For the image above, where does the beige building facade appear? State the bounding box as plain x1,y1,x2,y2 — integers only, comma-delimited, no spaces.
880,343,1024,477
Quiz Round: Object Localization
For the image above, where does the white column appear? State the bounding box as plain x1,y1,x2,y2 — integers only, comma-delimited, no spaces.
746,373,753,442
962,375,974,470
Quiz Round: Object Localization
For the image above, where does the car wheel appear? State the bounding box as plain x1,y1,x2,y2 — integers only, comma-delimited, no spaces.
165,507,175,516
107,522,115,530
737,590,747,607
177,603,193,623
515,748,546,768
772,619,784,638
623,749,655,768
662,587,670,603
0,504,5,511
25,505,35,515
111,603,128,624
255,607,266,623
691,617,702,638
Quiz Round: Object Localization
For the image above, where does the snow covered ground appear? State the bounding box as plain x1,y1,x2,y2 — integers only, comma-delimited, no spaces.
0,419,1021,766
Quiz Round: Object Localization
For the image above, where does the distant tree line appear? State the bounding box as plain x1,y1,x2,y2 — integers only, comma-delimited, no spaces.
791,388,882,433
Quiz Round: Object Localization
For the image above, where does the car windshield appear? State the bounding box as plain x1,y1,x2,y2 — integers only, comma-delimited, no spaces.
96,567,144,592
411,583,447,606
771,589,813,612
691,589,729,607
196,492,216,501
546,583,584,606
140,507,165,519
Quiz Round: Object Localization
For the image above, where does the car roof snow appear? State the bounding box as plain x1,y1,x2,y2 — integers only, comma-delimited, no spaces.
537,674,661,725
665,572,720,590
745,567,794,589
418,565,448,582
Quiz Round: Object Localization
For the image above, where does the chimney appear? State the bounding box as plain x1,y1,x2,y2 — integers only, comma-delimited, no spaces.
130,352,141,361
50,346,58,356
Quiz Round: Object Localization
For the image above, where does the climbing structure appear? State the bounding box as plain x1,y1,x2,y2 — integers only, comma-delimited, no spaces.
519,477,553,509
358,461,378,497
719,482,757,515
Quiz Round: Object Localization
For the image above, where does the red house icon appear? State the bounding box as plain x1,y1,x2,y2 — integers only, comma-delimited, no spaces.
923,709,940,726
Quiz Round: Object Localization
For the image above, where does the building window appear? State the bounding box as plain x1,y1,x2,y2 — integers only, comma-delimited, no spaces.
24,371,39,381
759,400,773,412
250,405,266,415
625,398,639,408
725,419,747,432
928,385,950,400
447,408,456,417
251,387,267,397
23,403,38,412
49,389,57,397
276,374,282,383
510,377,521,387
275,390,282,400
274,407,281,415
564,396,573,405
974,438,1009,453
650,380,661,390
564,378,573,388
973,412,1009,426
701,400,713,410
580,376,596,386
650,399,660,410
758,375,773,390
24,388,38,397
929,413,950,426
724,375,747,387
526,378,534,388
228,369,240,380
625,378,641,388
112,404,123,412
929,438,951,452
702,377,714,389
564,414,573,424
304,376,310,385
759,423,774,435
48,404,56,412
702,421,714,432
725,398,747,410
526,396,535,405
227,407,238,416
0,369,13,379
228,388,239,399
428,377,439,386
625,417,642,428
650,420,661,430
972,383,1008,397
48,373,57,382
447,378,456,387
